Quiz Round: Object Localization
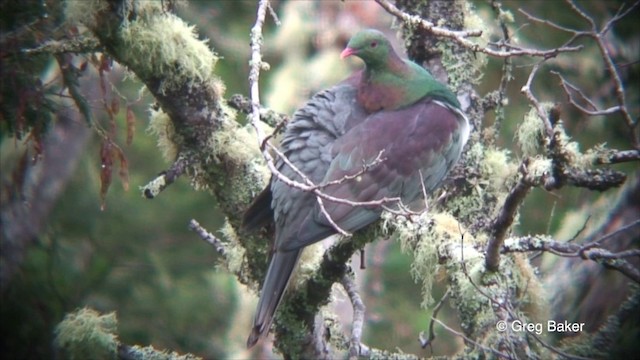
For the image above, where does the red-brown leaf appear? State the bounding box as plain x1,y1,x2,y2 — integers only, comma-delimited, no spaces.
113,145,130,192
111,97,120,115
100,140,114,210
126,106,136,146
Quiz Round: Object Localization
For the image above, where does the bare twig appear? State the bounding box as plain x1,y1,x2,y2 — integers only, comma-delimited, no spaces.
263,142,404,221
142,154,191,199
341,273,365,360
431,318,510,358
552,71,622,116
554,0,638,147
598,150,640,165
227,94,289,128
581,219,640,248
419,288,450,349
22,36,101,56
188,219,226,257
520,62,554,137
502,233,640,283
487,0,514,142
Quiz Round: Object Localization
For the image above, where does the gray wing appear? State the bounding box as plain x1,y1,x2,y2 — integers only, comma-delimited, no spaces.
271,81,367,250
281,97,469,251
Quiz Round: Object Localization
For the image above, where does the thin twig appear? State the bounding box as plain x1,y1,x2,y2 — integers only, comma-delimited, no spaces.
520,62,553,137
341,273,366,360
142,154,191,199
431,318,510,358
188,219,226,257
502,234,640,284
22,36,101,55
565,0,639,147
552,71,622,116
580,219,640,249
419,288,450,349
375,0,583,59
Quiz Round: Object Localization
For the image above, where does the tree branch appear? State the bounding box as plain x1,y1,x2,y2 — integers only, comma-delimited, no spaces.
375,0,583,59
485,165,532,271
502,234,640,283
340,273,365,360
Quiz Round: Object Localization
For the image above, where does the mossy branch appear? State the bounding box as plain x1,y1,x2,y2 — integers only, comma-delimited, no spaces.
64,0,272,299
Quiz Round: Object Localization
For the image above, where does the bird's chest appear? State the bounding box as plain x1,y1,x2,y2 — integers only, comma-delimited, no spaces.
357,81,406,113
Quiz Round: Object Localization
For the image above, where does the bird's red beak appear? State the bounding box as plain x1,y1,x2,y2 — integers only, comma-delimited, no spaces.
340,47,356,59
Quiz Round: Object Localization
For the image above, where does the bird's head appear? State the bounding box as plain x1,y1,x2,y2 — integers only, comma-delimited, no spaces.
341,29,394,68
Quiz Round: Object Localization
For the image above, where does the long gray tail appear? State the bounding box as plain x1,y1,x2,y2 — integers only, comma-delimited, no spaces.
247,249,302,348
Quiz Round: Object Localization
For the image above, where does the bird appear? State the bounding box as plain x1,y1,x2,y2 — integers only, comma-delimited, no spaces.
243,29,469,348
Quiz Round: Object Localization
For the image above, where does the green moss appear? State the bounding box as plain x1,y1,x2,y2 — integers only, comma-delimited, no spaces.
54,308,118,360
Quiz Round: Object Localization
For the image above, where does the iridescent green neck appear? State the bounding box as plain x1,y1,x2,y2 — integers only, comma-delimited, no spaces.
361,57,460,111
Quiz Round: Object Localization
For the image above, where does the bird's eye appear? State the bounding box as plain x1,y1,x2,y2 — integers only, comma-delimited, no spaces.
370,41,378,48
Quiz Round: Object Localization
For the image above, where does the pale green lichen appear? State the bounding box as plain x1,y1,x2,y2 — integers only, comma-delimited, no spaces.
516,105,550,156
481,147,518,194
141,175,167,198
291,241,325,290
498,8,515,24
64,0,108,27
387,212,439,308
147,107,179,162
438,1,489,88
390,211,479,308
118,345,202,360
54,308,118,360
439,41,487,88
512,253,549,321
581,143,612,166
553,120,583,164
464,0,491,46
120,10,221,93
445,141,485,220
448,141,518,222
199,122,270,200
67,0,223,94
551,121,616,170
528,156,552,179
217,218,247,278
212,123,267,174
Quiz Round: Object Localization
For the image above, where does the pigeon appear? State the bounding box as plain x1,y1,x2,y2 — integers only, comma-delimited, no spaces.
244,29,469,347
